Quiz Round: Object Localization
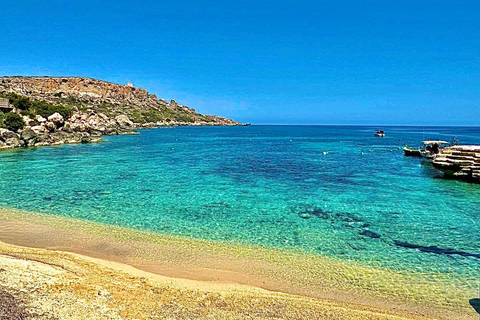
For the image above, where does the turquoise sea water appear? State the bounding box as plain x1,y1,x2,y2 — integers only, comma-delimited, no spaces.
1,126,479,284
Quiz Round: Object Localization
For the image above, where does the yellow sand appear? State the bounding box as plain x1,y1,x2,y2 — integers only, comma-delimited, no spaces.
0,208,476,319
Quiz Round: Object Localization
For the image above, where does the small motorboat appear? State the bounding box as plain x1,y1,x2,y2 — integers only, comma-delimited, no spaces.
419,140,449,161
374,130,385,137
403,146,422,157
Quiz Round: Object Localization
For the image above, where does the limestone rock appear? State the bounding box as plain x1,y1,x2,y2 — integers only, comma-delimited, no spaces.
31,125,48,134
44,121,56,132
115,115,133,127
35,115,47,123
0,128,19,141
48,112,64,126
22,115,35,126
5,137,23,148
20,128,37,142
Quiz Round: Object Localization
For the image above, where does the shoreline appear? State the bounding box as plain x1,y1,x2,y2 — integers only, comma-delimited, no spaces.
0,208,476,319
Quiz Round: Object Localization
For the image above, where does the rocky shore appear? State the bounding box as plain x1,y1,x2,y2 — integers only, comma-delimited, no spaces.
0,76,242,150
0,111,136,150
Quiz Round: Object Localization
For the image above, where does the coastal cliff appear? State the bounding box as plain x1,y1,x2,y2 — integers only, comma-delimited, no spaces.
0,76,240,149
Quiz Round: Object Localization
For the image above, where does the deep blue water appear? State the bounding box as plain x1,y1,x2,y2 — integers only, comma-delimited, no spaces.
1,125,479,283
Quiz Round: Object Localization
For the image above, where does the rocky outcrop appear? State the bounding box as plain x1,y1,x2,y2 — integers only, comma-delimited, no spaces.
0,111,132,150
433,145,480,182
0,76,240,126
0,76,243,150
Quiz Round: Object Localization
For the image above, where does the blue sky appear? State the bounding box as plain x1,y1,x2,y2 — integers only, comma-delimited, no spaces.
1,1,479,125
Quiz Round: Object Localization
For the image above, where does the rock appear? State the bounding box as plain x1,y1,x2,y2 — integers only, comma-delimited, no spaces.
35,115,47,123
90,130,103,137
20,128,37,142
31,125,48,134
115,115,133,127
44,121,56,132
0,128,19,141
70,122,87,132
63,122,73,133
98,113,109,121
5,137,23,148
22,115,35,126
48,112,64,126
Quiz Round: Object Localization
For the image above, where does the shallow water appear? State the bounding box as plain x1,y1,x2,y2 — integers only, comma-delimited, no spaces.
1,125,479,285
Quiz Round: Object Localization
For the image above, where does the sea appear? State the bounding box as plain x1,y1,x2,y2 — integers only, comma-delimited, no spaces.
1,125,479,285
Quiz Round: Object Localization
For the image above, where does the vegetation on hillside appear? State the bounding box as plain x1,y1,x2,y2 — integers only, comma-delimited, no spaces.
0,92,72,119
0,112,24,132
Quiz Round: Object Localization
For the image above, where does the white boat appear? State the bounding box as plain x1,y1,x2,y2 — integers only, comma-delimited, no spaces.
419,140,448,161
374,130,385,137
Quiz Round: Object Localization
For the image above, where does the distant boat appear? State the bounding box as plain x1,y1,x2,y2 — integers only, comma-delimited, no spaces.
419,140,449,161
403,146,421,157
374,130,385,137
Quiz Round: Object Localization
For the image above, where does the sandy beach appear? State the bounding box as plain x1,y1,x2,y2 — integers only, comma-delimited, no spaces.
0,209,476,320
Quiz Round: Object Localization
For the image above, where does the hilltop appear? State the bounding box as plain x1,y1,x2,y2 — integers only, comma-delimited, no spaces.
0,76,240,149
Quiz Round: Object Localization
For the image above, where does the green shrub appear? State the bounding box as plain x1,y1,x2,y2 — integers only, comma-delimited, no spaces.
174,113,195,123
0,92,32,110
130,112,144,123
31,101,72,119
141,110,163,123
1,112,24,132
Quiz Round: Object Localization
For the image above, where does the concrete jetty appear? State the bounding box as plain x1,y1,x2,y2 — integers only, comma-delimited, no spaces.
433,145,480,181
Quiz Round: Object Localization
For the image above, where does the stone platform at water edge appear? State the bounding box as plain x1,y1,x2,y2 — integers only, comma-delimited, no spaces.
433,145,480,181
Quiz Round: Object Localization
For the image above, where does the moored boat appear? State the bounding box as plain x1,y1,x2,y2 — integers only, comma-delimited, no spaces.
403,146,421,157
374,130,385,137
419,140,448,161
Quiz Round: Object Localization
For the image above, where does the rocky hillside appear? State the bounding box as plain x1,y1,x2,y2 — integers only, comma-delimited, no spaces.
0,76,240,150
0,76,239,126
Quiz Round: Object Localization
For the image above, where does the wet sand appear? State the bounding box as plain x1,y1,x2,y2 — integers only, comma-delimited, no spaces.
0,208,476,319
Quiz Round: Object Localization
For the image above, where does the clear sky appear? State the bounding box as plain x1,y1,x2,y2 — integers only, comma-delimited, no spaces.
1,1,479,125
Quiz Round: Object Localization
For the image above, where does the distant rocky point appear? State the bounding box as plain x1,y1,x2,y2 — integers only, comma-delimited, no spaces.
0,76,241,150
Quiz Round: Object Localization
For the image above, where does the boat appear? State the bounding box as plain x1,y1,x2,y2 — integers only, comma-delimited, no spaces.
374,130,385,137
419,140,449,161
403,146,422,157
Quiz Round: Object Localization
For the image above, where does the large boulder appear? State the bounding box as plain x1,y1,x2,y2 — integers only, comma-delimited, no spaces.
70,122,87,132
0,128,19,141
44,121,56,132
31,125,48,134
35,115,47,123
87,114,102,127
48,112,64,127
115,115,133,127
20,128,37,143
22,115,35,126
5,137,23,148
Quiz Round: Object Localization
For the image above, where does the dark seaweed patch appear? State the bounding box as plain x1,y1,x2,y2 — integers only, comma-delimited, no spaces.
296,207,332,220
360,230,381,239
394,240,480,260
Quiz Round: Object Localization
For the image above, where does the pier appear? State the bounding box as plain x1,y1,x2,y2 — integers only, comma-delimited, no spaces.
433,145,480,182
